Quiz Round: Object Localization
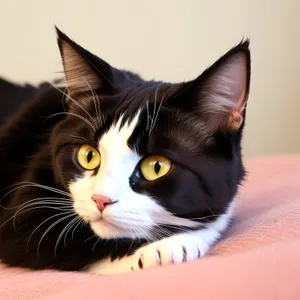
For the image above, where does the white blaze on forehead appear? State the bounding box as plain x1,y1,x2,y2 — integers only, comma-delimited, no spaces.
94,111,141,200
100,111,140,154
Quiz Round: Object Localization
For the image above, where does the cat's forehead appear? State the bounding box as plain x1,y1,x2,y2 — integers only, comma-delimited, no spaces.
118,80,177,106
55,80,210,157
100,111,141,152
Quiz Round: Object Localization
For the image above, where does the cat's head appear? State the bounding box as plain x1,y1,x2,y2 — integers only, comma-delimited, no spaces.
51,28,250,240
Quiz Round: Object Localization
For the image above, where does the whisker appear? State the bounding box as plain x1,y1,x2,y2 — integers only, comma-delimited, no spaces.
61,86,68,112
126,208,221,224
43,112,96,132
54,215,79,256
124,212,136,242
137,226,153,244
149,229,165,241
69,135,90,143
0,181,71,204
146,100,150,132
149,94,165,136
7,197,73,211
26,211,74,252
64,215,81,245
84,234,97,243
14,201,73,214
92,239,100,252
85,79,102,128
13,204,73,230
0,202,71,231
71,217,84,241
36,213,76,256
149,85,158,134
50,83,98,128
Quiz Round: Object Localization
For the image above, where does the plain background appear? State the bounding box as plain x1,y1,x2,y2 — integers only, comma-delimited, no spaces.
0,0,299,158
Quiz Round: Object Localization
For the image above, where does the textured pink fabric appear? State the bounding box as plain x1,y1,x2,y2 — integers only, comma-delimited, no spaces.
1,154,300,299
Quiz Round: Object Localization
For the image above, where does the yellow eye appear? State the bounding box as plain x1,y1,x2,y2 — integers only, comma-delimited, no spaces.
140,155,171,181
77,144,101,170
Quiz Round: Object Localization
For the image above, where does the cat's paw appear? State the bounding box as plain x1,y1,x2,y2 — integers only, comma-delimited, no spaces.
131,235,205,271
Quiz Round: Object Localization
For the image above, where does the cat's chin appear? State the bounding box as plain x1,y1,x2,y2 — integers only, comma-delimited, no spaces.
90,219,130,239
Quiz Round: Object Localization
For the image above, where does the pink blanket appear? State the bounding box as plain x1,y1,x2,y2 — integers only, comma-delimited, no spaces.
1,154,300,299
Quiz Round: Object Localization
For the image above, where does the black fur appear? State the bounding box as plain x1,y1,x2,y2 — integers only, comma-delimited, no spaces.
0,28,250,272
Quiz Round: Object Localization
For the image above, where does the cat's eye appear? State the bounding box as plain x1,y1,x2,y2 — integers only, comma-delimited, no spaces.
77,144,101,170
140,155,171,181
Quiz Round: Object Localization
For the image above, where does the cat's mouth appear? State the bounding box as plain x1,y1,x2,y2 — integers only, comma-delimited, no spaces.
88,213,152,239
89,219,128,239
74,204,152,238
97,217,123,230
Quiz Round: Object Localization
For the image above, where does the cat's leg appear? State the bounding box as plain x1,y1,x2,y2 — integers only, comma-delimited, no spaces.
88,203,233,275
130,227,220,272
88,227,223,275
130,203,233,273
87,254,138,275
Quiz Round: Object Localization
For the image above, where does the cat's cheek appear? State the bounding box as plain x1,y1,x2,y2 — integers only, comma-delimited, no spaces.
73,200,101,223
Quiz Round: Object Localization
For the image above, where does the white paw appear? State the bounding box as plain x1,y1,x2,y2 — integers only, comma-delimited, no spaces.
131,235,206,271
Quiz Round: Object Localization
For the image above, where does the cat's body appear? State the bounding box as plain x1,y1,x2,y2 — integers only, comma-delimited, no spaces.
0,28,250,274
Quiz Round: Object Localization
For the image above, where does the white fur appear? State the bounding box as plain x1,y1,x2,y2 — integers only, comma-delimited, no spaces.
88,201,235,274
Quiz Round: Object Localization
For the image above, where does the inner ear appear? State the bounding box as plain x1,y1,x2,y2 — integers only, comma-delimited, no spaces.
199,52,249,130
56,27,114,101
58,39,101,98
174,41,251,132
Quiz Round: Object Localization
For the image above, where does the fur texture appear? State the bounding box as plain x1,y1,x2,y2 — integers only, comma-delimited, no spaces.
0,28,250,274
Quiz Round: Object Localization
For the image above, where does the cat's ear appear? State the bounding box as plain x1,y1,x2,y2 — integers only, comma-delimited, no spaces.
175,41,251,132
56,27,114,99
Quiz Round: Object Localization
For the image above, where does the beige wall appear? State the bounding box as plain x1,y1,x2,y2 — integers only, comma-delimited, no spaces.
1,0,299,157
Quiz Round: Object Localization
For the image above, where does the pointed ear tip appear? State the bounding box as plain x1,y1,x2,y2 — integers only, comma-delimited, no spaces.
229,39,251,65
55,26,62,36
54,26,69,43
240,38,250,48
237,38,251,58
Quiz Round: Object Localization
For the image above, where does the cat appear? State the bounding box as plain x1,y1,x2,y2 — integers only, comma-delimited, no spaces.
0,27,250,275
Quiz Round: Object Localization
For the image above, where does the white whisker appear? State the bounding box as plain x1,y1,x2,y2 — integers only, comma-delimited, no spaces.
50,83,98,129
149,94,165,136
71,217,84,241
2,198,72,211
0,182,71,204
84,234,97,243
92,239,101,252
146,100,150,132
85,79,102,128
64,215,81,245
12,197,72,211
43,112,96,132
13,204,73,230
36,213,76,256
69,135,90,143
25,211,73,252
54,215,79,256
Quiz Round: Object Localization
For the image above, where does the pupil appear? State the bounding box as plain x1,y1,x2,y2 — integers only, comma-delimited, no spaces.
154,161,161,174
87,151,93,163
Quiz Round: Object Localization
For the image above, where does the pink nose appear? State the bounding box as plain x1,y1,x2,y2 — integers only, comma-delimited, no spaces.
91,195,113,212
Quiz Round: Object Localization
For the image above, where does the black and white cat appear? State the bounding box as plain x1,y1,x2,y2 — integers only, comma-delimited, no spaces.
0,28,250,274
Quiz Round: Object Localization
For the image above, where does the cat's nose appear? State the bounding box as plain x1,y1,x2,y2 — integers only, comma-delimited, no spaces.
91,194,115,212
